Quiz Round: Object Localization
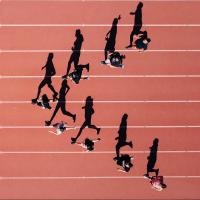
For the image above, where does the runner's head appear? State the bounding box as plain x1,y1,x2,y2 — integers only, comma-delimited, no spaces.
113,17,120,25
153,138,159,146
122,113,128,121
138,2,143,9
75,29,81,37
86,96,93,105
48,53,54,60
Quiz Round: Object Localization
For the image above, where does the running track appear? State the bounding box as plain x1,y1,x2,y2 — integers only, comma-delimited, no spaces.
0,0,200,199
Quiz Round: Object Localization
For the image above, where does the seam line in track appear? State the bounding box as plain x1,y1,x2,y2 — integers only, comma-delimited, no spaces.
2,0,200,2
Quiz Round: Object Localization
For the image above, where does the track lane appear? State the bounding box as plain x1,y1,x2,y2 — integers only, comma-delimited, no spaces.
1,52,200,76
1,103,200,126
0,154,199,177
0,128,199,152
1,27,200,50
1,1,200,24
1,1,200,199
0,179,199,199
1,78,200,101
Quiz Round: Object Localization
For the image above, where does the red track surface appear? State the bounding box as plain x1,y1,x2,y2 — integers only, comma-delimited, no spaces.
1,0,200,199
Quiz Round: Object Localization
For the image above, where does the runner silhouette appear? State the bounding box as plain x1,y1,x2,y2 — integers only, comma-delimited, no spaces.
114,114,133,159
144,138,160,178
62,29,84,79
71,96,101,144
104,15,121,61
32,53,58,103
126,2,144,48
45,79,76,126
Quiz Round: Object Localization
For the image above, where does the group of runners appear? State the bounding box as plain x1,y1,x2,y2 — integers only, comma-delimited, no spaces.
31,1,166,191
102,2,151,68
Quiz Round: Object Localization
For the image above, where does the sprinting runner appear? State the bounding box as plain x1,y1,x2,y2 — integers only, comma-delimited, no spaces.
102,51,126,68
48,121,76,135
115,154,134,173
134,31,151,51
36,94,51,110
68,63,89,84
146,176,167,191
73,138,101,152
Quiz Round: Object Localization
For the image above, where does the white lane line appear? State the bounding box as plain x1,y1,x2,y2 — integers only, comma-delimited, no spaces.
1,125,200,129
1,49,200,53
2,0,200,2
1,75,200,78
2,24,200,27
1,100,200,104
0,151,200,154
0,176,200,180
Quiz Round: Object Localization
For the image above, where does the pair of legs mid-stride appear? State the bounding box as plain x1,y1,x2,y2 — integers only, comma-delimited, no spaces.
45,102,76,126
71,120,101,144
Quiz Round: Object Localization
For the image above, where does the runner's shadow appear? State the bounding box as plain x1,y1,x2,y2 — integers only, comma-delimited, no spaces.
144,138,160,177
45,79,76,126
126,2,144,48
104,15,121,61
63,29,84,78
71,96,101,144
114,113,133,159
32,53,58,103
